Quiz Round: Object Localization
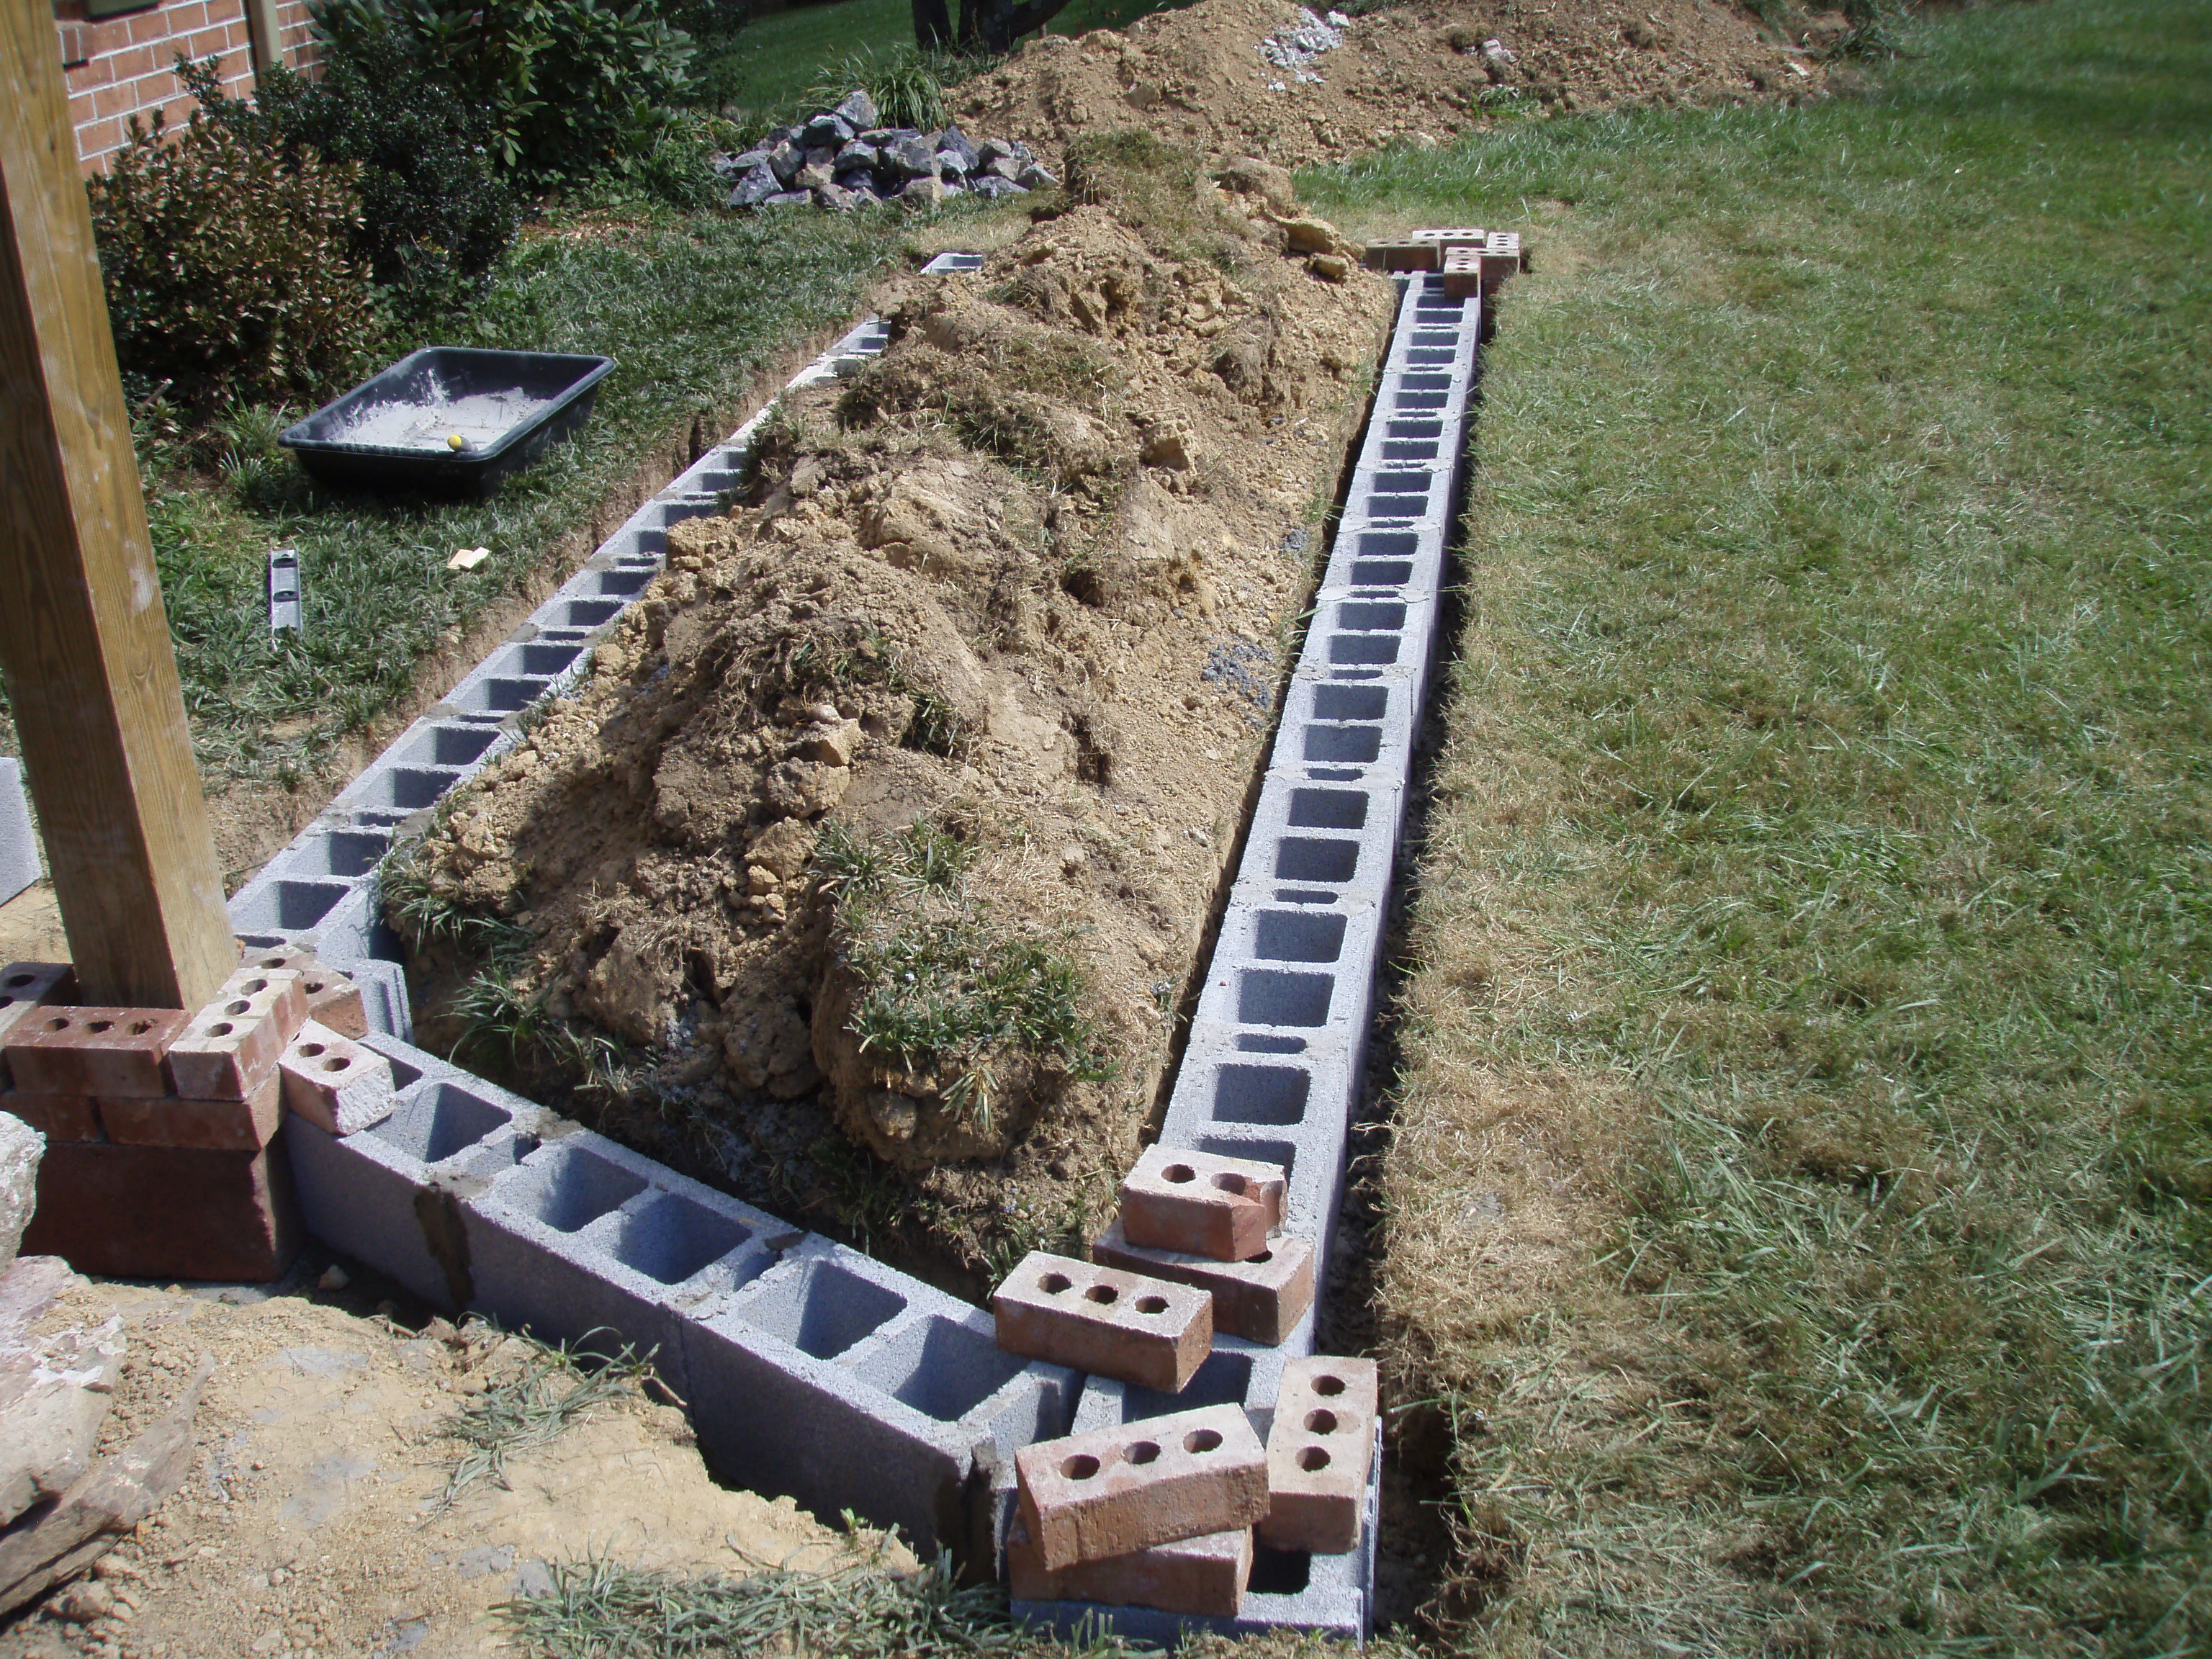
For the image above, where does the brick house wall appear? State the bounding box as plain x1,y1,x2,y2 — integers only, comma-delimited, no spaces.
55,0,321,174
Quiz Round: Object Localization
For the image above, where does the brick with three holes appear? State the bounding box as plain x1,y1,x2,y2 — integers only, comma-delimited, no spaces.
1090,1215,1313,1346
1014,1403,1268,1570
994,1249,1212,1392
3,1006,188,1098
1259,1354,1379,1554
166,967,306,1100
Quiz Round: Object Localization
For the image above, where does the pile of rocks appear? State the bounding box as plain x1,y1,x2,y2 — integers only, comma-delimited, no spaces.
715,89,1057,212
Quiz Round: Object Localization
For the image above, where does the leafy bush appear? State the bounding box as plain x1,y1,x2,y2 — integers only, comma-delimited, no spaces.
246,39,521,312
310,0,697,184
89,94,382,405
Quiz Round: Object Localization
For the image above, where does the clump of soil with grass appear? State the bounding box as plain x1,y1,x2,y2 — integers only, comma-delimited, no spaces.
390,134,1395,1287
954,0,1836,172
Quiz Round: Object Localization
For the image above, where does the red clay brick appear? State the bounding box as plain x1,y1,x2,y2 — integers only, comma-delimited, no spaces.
0,963,77,1092
1119,1143,1285,1262
99,1071,284,1151
1091,1216,1314,1346
1410,225,1487,247
4,1006,187,1099
279,1020,395,1136
1,1092,102,1143
1005,1512,1251,1617
240,947,368,1040
994,1250,1213,1392
1014,1403,1268,1571
167,968,306,1100
1361,240,1442,274
1441,246,1481,301
21,1139,301,1282
1258,1356,1378,1555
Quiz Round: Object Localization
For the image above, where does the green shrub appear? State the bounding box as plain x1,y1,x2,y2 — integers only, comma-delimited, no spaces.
245,40,521,313
89,95,382,405
310,0,697,184
793,45,968,132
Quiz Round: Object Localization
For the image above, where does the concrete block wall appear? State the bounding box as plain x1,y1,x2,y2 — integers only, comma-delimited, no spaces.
222,315,895,986
238,265,1485,1638
1015,271,1483,1644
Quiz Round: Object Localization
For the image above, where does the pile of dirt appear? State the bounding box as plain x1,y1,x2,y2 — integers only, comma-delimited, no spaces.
395,141,1398,1282
0,1278,876,1659
954,0,1836,171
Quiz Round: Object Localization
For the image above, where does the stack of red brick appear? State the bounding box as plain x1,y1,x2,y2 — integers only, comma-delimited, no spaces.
990,1145,1376,1617
1360,225,1527,300
0,947,394,1281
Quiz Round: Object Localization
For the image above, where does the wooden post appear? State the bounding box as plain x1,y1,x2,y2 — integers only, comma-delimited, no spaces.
0,0,235,1010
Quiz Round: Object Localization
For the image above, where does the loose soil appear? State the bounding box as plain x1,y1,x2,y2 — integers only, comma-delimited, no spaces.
0,1275,878,1659
397,147,1398,1286
957,0,1838,171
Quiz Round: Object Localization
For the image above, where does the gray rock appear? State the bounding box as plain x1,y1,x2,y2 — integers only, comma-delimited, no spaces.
0,761,34,909
0,1114,35,1272
764,190,812,207
977,137,1017,167
813,181,858,212
900,174,948,208
1009,138,1035,163
729,146,771,171
840,169,883,199
0,1255,122,1530
768,138,802,185
1017,161,1058,190
727,162,781,208
984,153,1020,181
970,174,1028,199
934,125,979,171
935,149,966,182
0,1351,206,1619
801,112,855,149
835,140,880,174
794,151,837,192
833,89,878,130
888,135,936,179
858,126,896,145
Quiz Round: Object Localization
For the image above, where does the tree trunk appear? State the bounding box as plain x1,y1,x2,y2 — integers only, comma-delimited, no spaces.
912,0,953,52
959,0,1079,53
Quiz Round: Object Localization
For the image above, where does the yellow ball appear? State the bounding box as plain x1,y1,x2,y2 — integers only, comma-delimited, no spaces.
448,432,466,451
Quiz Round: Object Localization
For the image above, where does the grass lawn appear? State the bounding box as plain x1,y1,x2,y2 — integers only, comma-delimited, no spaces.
1300,0,2212,1651
119,209,913,796
691,0,916,125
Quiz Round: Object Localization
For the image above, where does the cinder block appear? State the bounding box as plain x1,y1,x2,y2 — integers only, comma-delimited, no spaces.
688,1237,1079,1557
3,1006,187,1098
460,1130,795,1394
1260,1356,1378,1555
21,1138,301,1282
1120,1143,1285,1262
1014,1403,1268,1572
1007,1512,1251,1617
1092,1216,1313,1346
994,1249,1213,1392
165,968,303,1100
99,1072,284,1151
0,1092,99,1143
0,760,37,906
0,963,75,1092
279,1019,396,1134
285,1035,543,1308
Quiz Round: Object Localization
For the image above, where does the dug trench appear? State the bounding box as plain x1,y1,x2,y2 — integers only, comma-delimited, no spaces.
383,135,1402,1305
